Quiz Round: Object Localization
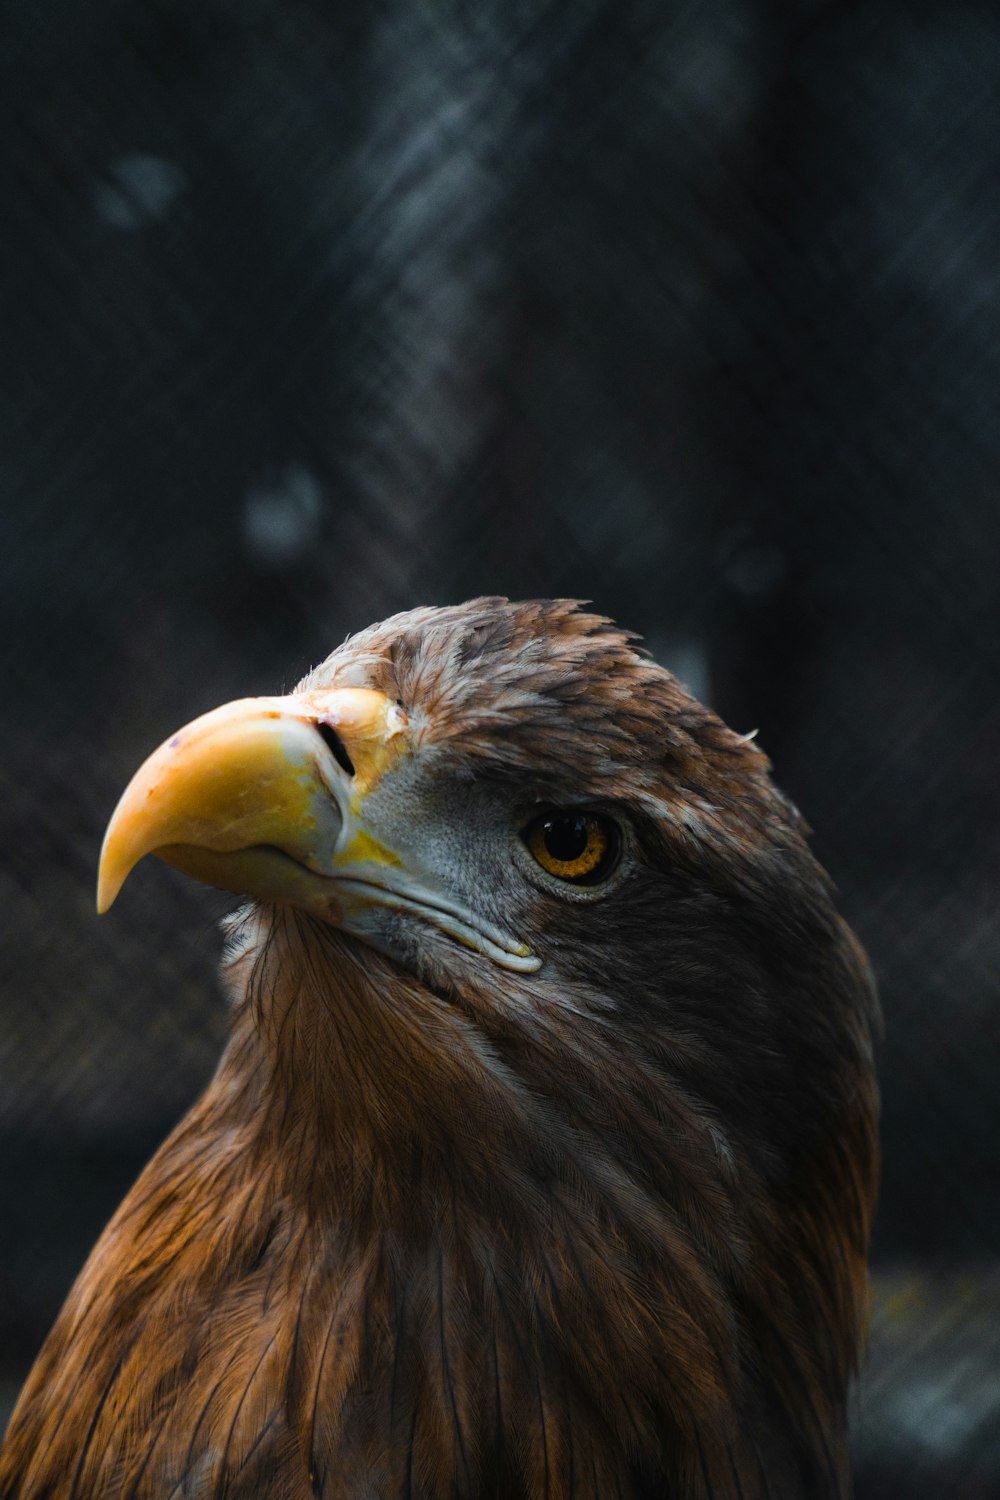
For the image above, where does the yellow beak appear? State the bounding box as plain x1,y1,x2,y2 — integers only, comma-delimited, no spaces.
97,685,540,972
97,688,408,915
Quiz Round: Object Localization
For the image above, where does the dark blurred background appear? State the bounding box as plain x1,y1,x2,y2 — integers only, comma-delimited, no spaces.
2,1,999,1493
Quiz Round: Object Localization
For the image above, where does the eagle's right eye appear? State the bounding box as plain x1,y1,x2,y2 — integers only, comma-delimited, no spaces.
522,810,621,885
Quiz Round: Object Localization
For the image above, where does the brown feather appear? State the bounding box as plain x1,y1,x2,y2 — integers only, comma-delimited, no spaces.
0,600,878,1499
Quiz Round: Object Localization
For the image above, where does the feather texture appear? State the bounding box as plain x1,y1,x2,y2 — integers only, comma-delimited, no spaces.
0,600,878,1499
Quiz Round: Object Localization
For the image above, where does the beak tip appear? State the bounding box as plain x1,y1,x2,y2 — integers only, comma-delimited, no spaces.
96,848,126,915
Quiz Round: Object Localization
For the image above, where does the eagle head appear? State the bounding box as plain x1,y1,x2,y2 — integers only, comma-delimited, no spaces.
2,599,878,1500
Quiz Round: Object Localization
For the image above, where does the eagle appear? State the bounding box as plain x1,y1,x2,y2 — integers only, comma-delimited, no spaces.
0,599,878,1500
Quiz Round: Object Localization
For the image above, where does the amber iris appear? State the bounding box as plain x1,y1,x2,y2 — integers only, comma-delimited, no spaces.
524,811,619,884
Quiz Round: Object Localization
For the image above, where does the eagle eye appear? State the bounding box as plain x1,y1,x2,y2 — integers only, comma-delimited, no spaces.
522,810,620,885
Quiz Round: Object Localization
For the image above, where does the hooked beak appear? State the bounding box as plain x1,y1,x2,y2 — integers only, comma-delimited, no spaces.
97,687,539,973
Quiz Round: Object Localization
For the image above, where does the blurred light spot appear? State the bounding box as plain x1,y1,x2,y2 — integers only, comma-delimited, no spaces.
556,471,670,568
242,465,323,570
891,1365,983,1456
647,636,710,705
648,10,759,133
94,154,186,230
723,543,786,598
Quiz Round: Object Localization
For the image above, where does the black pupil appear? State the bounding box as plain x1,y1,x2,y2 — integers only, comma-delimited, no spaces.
543,816,590,863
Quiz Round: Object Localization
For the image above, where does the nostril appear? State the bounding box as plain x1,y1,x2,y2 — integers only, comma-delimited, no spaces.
316,722,355,778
